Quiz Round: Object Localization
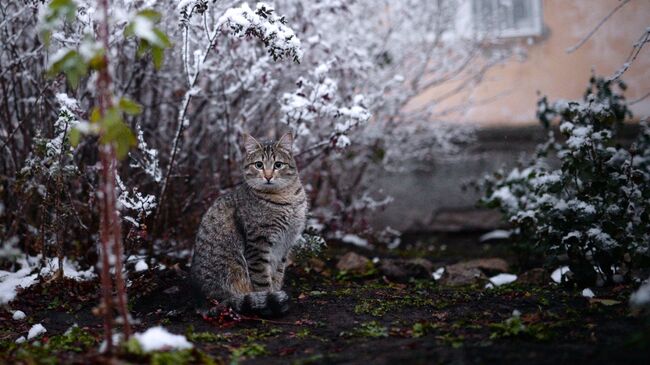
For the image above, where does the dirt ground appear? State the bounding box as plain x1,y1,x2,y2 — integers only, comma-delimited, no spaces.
1,234,649,365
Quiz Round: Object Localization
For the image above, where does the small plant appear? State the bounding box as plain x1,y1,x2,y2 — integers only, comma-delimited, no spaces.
229,343,267,364
489,311,551,341
478,76,650,286
340,321,388,338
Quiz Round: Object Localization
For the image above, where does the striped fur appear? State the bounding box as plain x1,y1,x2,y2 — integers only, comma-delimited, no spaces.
191,133,307,317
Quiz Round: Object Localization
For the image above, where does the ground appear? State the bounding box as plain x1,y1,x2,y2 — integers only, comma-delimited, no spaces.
1,233,649,365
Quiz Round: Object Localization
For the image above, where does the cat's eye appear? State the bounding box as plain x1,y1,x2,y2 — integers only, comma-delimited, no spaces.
254,161,263,169
274,162,283,169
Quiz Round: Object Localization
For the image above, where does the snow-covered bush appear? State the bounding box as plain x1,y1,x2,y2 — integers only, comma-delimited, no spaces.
478,77,650,286
1,0,511,258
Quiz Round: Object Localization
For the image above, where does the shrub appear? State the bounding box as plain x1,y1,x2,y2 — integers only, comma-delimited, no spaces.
478,76,650,286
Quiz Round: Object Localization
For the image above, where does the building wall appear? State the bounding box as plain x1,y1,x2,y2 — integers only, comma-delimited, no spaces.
413,0,650,125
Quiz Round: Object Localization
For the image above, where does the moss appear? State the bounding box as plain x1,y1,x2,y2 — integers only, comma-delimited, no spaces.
340,321,388,338
229,343,267,364
47,326,97,352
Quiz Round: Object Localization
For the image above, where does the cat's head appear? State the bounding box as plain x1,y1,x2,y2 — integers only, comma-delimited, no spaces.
242,133,299,192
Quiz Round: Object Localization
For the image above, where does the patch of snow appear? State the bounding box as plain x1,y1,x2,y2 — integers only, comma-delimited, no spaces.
0,257,39,304
40,257,96,281
551,266,570,283
479,230,511,242
432,267,445,281
27,324,46,340
15,336,26,344
12,310,26,320
134,326,193,352
488,273,518,287
630,282,650,308
135,260,149,272
582,288,595,298
341,234,368,247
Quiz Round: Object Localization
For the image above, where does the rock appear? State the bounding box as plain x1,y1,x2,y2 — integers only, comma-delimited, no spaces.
517,268,548,285
379,258,433,281
336,252,370,273
308,258,326,273
439,265,487,286
453,258,510,275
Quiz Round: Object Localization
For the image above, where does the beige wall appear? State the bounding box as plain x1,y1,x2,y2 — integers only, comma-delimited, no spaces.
415,0,650,125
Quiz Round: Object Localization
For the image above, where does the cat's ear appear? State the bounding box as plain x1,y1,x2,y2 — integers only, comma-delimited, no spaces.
243,133,261,154
276,133,293,152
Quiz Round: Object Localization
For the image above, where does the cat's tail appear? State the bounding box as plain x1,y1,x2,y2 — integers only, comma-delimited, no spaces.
225,290,290,317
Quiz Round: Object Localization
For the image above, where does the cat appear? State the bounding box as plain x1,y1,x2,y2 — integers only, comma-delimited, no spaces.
191,133,308,317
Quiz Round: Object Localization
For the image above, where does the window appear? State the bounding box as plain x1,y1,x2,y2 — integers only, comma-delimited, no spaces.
472,0,543,38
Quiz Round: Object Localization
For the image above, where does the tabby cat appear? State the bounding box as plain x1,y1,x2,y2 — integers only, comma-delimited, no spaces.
191,133,307,316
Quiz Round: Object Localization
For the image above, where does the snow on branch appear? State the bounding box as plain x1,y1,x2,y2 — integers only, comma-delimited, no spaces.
217,2,303,62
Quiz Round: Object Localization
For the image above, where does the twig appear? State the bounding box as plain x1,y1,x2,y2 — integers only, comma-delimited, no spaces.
566,0,631,54
608,27,650,81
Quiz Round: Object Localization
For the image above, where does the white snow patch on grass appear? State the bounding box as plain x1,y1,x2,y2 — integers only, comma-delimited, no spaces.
1,256,95,304
134,326,193,352
0,257,38,304
487,273,518,287
551,266,570,283
630,282,650,308
582,288,595,298
135,260,149,272
432,267,445,281
12,310,26,320
27,324,47,340
341,234,368,247
479,230,511,242
15,336,26,344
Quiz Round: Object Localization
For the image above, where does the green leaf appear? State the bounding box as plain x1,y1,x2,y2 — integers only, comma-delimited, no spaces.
137,9,162,22
46,0,77,23
69,127,81,147
151,46,164,69
99,107,136,160
47,49,87,88
153,28,171,48
118,98,142,115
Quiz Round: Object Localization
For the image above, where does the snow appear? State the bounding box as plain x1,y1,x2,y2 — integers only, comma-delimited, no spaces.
432,267,445,281
134,326,193,352
217,2,303,62
341,234,369,247
581,288,595,298
135,260,149,272
0,257,38,304
479,230,511,242
488,273,518,287
27,324,47,340
551,266,570,283
12,310,26,320
39,257,96,281
630,282,650,308
490,186,518,211
1,255,94,304
15,336,26,344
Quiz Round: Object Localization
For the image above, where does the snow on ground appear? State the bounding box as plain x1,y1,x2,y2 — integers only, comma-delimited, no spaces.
479,230,511,242
135,259,149,272
630,281,650,308
27,324,47,340
0,257,39,304
551,266,570,283
40,257,96,280
341,234,369,247
581,288,595,298
134,326,193,352
487,273,518,287
12,310,26,320
432,267,445,281
0,255,95,304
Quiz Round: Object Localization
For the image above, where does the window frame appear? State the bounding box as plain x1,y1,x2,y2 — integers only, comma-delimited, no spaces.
471,0,544,39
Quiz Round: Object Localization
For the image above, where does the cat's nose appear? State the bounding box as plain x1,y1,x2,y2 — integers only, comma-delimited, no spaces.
264,175,273,182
